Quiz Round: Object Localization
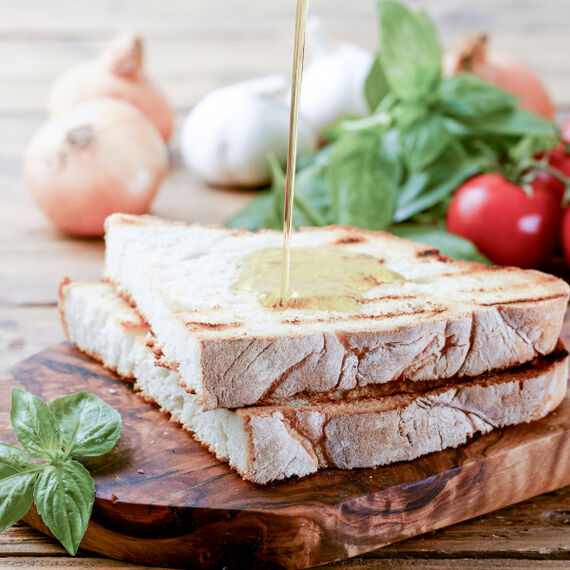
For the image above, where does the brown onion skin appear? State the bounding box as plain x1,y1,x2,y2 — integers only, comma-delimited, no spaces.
47,34,174,142
444,35,555,120
24,98,168,237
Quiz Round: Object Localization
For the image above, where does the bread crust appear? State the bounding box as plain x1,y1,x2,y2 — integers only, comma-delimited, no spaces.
198,295,568,409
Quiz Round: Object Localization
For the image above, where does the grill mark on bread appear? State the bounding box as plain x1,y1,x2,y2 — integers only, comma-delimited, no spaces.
357,294,419,305
332,235,367,245
479,293,567,306
297,307,448,324
185,321,243,331
417,249,440,258
119,319,147,330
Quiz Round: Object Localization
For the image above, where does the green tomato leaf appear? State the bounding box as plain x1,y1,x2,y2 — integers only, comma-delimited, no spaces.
378,0,441,102
0,443,39,533
391,224,490,264
328,129,400,230
507,134,560,165
49,392,122,458
34,460,95,556
10,388,62,460
401,113,451,171
364,55,389,112
439,74,518,119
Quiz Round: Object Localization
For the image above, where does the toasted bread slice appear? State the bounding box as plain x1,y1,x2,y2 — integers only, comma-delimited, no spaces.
103,214,569,410
59,280,569,484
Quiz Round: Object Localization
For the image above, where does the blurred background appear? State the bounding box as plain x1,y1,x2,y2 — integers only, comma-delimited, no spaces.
1,0,569,367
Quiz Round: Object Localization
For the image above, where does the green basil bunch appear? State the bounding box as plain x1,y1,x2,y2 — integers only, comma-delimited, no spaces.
0,389,122,555
227,0,559,263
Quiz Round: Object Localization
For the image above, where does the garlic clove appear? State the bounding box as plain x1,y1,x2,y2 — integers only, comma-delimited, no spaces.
180,77,318,188
297,17,374,135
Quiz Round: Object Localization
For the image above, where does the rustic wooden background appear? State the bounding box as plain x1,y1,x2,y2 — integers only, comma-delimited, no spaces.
0,0,569,567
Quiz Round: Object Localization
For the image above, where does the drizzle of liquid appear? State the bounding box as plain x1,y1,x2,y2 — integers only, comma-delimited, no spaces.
280,0,309,301
232,248,404,312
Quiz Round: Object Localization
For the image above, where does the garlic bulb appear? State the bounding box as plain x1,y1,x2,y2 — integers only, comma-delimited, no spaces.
300,19,374,134
180,75,318,188
24,98,168,237
47,33,174,142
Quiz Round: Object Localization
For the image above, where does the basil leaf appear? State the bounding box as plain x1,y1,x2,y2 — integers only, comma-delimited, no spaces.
49,392,122,458
225,192,275,231
34,460,94,556
364,55,389,112
400,113,451,171
394,160,479,222
465,108,558,136
10,388,62,460
0,443,38,532
269,154,287,224
391,224,490,264
270,151,331,229
378,0,441,102
392,102,428,131
328,129,400,230
439,74,517,119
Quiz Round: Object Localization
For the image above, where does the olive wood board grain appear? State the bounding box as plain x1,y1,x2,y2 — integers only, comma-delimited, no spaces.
0,343,569,569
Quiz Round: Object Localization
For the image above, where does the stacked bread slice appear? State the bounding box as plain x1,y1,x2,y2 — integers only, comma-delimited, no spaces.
59,214,570,484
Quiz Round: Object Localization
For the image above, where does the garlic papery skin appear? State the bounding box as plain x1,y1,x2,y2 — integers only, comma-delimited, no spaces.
300,19,373,135
47,33,174,142
24,98,168,237
180,75,318,188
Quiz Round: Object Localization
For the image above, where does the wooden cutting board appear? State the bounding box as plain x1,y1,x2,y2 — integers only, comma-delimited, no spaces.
1,343,569,569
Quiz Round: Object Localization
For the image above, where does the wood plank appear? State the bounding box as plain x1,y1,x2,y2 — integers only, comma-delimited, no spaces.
370,486,570,559
324,557,569,570
0,306,61,371
0,31,568,113
1,0,568,37
0,556,154,569
1,557,567,569
1,343,569,568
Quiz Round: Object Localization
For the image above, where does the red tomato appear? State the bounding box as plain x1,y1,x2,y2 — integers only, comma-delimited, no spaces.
531,169,564,204
562,208,570,265
447,173,561,267
549,147,570,178
561,119,570,145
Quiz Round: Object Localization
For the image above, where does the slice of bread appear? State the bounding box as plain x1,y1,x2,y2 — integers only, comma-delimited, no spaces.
59,280,569,484
103,214,569,410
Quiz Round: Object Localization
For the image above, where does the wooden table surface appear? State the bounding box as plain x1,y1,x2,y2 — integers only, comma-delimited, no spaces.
1,0,569,567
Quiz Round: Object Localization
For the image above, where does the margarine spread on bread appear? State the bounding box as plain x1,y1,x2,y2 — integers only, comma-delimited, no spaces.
232,248,404,311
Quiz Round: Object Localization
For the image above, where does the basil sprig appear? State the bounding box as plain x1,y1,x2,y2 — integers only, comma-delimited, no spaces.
0,388,121,555
227,0,560,264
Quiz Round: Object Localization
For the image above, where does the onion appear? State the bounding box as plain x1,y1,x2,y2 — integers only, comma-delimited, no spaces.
47,33,174,142
24,98,168,237
444,34,555,119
